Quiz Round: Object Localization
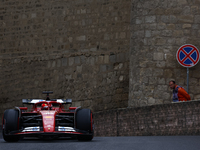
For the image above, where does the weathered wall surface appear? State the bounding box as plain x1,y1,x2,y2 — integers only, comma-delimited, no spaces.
2,0,200,123
94,101,200,136
0,0,131,117
129,0,200,107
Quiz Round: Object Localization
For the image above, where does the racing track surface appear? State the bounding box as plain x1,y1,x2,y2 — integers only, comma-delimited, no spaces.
1,132,200,150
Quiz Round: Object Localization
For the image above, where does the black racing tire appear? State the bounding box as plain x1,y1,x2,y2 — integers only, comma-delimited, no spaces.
2,109,20,142
76,109,93,141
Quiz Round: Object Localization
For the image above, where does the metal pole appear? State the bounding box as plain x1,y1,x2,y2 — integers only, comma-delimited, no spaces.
187,67,189,93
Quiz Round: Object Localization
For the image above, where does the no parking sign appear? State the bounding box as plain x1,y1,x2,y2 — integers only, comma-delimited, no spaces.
176,44,199,67
176,44,199,93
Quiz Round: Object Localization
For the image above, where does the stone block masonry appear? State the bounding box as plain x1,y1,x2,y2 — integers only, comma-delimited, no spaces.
0,0,131,117
2,0,200,131
129,0,200,107
94,100,200,136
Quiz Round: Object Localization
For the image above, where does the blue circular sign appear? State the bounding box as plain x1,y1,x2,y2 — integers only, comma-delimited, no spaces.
176,44,200,67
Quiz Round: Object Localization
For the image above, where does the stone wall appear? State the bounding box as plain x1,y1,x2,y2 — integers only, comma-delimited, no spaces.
94,100,200,136
129,0,200,107
2,0,200,120
0,0,131,117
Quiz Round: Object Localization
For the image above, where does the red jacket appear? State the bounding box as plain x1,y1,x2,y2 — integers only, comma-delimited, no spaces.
176,85,191,101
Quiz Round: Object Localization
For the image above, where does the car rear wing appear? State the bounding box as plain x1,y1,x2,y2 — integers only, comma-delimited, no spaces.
54,99,72,104
22,99,72,104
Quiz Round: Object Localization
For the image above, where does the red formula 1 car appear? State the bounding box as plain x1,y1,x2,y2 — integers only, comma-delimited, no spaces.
2,91,94,142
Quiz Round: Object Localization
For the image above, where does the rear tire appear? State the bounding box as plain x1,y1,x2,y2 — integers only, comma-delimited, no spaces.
2,109,20,142
76,109,93,141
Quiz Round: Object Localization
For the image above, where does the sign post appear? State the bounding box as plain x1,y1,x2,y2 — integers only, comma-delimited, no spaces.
176,44,200,93
187,67,189,93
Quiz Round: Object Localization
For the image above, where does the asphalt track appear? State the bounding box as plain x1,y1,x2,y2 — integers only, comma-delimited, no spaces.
0,133,200,150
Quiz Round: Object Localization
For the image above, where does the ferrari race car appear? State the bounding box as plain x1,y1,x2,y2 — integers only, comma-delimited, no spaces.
2,91,94,142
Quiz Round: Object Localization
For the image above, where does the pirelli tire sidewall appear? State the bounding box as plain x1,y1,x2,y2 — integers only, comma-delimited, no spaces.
3,109,20,142
76,109,92,132
76,108,93,141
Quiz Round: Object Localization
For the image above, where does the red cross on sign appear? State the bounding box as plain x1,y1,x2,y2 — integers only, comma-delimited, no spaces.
176,44,200,67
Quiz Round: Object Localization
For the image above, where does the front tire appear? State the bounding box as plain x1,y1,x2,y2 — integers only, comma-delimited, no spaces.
76,109,93,141
2,109,20,142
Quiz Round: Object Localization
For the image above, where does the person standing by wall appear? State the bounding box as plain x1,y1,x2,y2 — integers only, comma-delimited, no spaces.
169,80,191,102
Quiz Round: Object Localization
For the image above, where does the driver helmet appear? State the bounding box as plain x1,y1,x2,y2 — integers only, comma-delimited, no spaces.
41,103,48,110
